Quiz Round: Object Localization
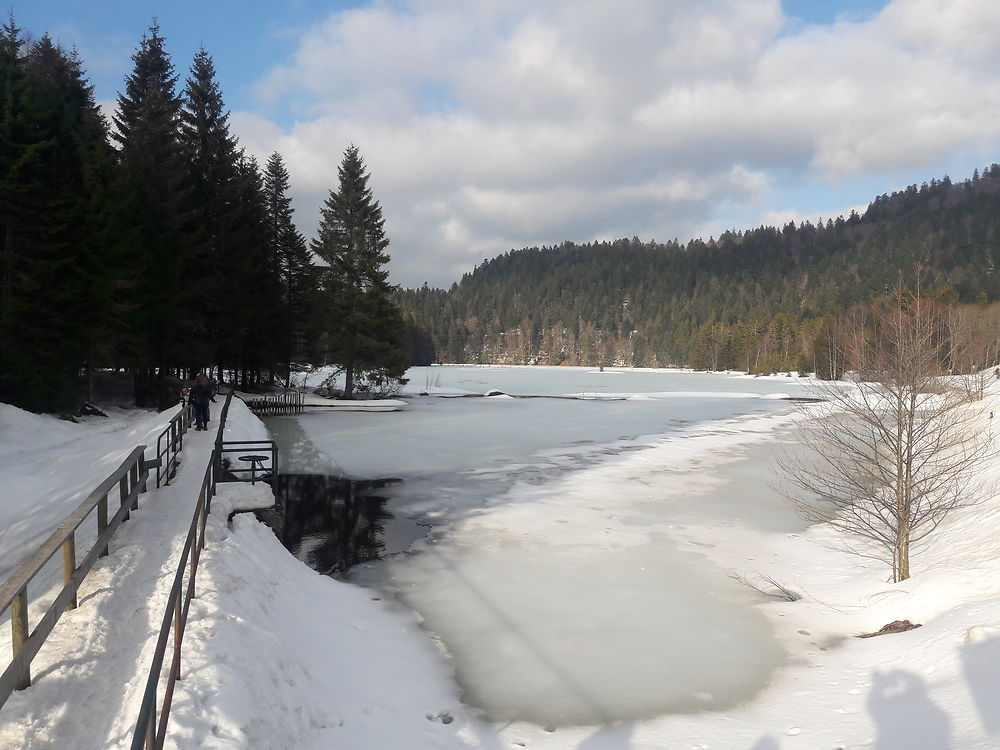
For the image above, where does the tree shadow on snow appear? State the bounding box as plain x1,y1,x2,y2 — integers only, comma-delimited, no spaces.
960,628,1000,735
866,669,950,749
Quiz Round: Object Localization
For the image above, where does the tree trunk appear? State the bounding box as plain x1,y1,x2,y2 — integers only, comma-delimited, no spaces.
344,362,354,399
896,531,910,582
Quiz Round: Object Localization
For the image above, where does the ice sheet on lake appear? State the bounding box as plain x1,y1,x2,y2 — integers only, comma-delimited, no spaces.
380,530,783,723
348,402,807,724
276,367,819,725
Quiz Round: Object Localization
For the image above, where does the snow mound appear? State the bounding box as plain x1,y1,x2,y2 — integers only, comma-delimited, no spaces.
0,403,79,458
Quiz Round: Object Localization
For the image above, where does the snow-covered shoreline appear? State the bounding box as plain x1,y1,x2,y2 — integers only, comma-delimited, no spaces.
185,389,1000,748
1,371,1000,748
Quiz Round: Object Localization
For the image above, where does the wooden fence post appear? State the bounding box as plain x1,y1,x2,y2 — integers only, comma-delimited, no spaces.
130,463,140,510
11,589,30,689
63,535,77,610
98,494,109,557
120,474,130,521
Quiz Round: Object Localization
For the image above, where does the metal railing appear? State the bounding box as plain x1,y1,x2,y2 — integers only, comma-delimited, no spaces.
0,446,149,709
215,440,277,483
155,403,194,488
130,435,220,749
0,385,277,745
132,388,281,749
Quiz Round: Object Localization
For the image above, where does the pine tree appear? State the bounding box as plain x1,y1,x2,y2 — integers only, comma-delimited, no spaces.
312,145,404,398
179,47,244,374
232,152,284,387
0,21,63,409
263,151,314,383
111,21,191,405
0,22,114,410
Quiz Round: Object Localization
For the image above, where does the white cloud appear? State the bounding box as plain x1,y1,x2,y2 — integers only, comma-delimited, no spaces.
238,0,1000,287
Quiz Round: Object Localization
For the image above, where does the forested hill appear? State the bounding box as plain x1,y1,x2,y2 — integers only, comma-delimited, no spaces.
397,166,1000,371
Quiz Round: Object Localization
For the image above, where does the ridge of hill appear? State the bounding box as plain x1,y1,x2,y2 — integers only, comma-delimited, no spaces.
398,166,1000,370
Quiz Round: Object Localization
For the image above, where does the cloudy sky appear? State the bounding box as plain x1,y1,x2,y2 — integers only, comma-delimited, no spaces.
18,0,1000,287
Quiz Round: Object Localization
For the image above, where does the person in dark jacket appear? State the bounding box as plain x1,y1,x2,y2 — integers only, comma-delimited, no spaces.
190,373,216,430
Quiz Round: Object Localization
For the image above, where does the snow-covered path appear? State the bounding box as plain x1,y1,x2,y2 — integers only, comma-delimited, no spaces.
0,426,220,749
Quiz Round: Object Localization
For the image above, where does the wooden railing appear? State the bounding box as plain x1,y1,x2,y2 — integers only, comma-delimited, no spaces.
243,389,304,416
0,446,149,709
0,387,276,747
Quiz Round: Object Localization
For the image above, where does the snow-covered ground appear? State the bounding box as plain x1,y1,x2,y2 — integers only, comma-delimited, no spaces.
1,372,1000,748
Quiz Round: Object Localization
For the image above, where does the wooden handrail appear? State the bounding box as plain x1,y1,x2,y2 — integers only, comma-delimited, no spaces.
0,445,146,614
0,445,148,708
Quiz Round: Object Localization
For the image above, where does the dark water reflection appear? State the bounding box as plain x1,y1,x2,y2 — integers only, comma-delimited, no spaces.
255,474,431,578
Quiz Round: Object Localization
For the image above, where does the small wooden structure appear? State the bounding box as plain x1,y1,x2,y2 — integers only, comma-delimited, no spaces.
243,390,304,416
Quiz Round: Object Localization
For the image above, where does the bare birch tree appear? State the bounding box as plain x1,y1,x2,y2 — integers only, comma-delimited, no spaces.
779,290,995,582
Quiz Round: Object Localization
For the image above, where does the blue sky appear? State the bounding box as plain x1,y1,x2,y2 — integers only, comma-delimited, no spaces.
15,1,1000,287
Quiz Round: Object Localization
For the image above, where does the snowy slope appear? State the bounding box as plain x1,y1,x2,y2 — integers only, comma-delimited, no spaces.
0,403,183,581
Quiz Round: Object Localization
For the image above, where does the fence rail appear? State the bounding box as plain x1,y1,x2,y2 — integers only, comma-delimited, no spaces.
0,445,149,709
132,388,282,749
130,433,220,750
155,403,193,488
243,390,303,416
0,388,278,747
216,439,278,483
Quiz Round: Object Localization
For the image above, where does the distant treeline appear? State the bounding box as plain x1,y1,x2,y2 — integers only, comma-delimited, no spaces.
0,20,407,412
398,168,1000,373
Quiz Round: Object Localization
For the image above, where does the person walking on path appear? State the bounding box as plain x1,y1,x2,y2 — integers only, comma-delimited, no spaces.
190,373,216,431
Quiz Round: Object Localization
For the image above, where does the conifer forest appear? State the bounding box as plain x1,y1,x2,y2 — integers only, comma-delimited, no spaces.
397,171,1000,376
5,17,1000,414
0,20,404,411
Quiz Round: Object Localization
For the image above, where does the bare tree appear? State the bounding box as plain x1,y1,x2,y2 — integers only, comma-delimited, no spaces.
779,290,995,582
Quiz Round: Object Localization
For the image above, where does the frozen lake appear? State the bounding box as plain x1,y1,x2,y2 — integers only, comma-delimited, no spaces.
264,366,820,725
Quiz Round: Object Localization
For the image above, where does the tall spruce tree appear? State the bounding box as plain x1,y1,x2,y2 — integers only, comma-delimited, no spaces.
0,22,114,410
111,21,191,405
263,151,313,383
312,145,404,398
233,152,285,387
179,47,244,375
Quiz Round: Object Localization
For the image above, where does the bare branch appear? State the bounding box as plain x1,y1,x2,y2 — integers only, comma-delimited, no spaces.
729,572,802,602
778,287,997,581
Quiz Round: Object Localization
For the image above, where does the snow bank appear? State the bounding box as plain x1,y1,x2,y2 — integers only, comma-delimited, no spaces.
170,485,479,750
213,387,1000,747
